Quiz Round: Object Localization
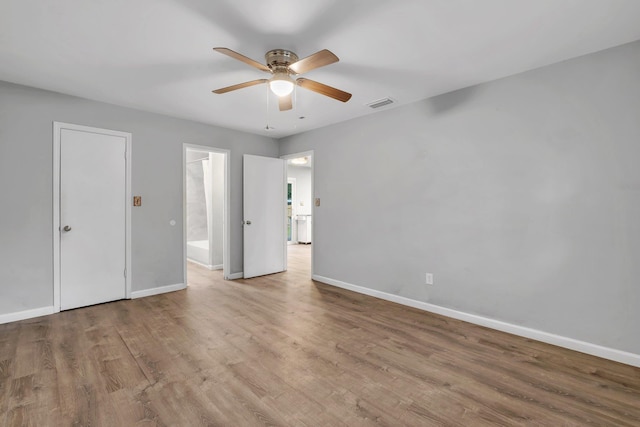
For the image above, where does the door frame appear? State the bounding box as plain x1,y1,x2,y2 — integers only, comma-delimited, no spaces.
280,150,314,277
52,122,132,313
183,144,231,281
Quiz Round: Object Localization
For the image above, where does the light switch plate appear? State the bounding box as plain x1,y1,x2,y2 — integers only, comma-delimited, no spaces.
133,196,142,206
315,198,320,207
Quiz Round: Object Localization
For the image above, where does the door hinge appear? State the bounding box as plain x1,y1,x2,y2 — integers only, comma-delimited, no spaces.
124,268,127,278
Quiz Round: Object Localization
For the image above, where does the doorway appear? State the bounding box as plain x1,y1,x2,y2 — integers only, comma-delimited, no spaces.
183,144,230,282
53,122,132,311
281,151,314,276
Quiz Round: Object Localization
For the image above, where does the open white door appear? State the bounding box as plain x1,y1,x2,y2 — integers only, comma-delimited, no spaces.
243,154,286,278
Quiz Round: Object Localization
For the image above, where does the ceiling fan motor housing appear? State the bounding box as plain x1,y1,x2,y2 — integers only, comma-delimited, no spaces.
265,49,299,74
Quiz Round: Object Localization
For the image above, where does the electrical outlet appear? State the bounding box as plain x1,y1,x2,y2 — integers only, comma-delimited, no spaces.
426,273,434,285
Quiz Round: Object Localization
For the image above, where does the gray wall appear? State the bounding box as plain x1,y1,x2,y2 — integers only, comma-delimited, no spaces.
279,41,640,355
0,81,278,314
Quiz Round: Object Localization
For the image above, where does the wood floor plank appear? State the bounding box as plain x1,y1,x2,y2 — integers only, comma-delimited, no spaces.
0,322,19,426
1,245,639,425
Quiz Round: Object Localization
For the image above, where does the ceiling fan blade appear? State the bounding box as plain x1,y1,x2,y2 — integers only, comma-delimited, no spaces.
289,49,339,74
213,47,271,73
296,78,352,102
279,93,293,111
212,79,268,94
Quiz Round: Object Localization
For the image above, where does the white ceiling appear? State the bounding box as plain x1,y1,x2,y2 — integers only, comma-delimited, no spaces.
1,1,640,138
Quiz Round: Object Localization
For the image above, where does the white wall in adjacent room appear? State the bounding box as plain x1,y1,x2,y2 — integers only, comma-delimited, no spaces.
288,165,312,216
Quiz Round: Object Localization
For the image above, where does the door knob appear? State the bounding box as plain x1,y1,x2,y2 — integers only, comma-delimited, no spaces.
63,225,72,232
245,220,252,225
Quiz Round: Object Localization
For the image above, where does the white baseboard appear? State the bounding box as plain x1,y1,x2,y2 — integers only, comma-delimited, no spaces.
226,272,244,280
187,259,214,270
0,306,55,325
131,283,186,299
186,258,222,271
312,275,640,368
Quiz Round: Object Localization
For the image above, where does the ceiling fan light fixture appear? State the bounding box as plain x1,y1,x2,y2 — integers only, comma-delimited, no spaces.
212,47,352,109
269,73,294,97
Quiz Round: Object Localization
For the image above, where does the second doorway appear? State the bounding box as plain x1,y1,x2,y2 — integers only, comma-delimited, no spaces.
184,145,229,280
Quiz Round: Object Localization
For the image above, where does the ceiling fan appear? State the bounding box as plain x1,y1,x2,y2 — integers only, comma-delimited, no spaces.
212,47,352,111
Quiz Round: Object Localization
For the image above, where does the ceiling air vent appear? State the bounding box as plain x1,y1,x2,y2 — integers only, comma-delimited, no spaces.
366,97,395,109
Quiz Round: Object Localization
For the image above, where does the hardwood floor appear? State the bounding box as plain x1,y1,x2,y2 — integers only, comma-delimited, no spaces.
1,244,639,426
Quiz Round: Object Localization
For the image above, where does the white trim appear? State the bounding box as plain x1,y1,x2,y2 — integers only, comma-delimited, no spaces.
183,147,187,286
281,150,314,276
53,122,132,312
131,283,186,299
186,258,223,271
226,272,244,280
223,150,231,279
125,130,132,299
186,258,214,269
312,274,640,368
0,306,56,325
283,160,288,271
183,144,231,281
53,125,60,310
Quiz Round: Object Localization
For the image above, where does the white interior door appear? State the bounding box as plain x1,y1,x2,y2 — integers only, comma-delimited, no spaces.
243,154,286,278
59,128,126,310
